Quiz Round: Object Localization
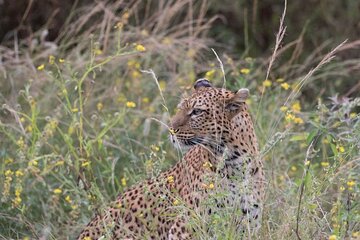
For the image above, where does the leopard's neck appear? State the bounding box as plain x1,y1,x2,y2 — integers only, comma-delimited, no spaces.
223,107,261,177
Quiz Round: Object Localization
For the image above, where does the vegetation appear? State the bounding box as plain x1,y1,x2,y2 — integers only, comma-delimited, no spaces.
0,1,359,239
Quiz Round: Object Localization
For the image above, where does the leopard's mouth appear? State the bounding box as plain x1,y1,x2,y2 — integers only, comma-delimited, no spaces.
170,134,203,149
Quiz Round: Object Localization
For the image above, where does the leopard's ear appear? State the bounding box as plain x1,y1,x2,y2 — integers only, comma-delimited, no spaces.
235,88,249,101
194,78,212,90
225,88,249,118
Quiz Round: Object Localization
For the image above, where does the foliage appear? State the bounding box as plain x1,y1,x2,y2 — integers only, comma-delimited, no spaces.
0,1,359,239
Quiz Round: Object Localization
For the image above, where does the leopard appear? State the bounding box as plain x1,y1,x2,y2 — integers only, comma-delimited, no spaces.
77,79,265,239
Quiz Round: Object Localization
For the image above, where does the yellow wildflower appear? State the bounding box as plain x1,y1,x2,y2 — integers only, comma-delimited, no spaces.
71,204,78,210
321,162,330,167
347,181,356,187
240,68,250,75
87,194,96,201
13,196,22,206
5,158,14,164
291,102,301,113
280,106,288,112
5,169,14,177
121,177,127,187
26,125,33,133
97,102,104,111
328,235,337,240
350,112,357,119
151,145,160,152
68,126,75,135
115,22,123,29
142,97,150,103
276,78,285,83
55,160,65,166
294,117,304,124
280,82,290,90
94,48,103,55
37,64,45,71
304,160,310,166
167,175,174,184
205,69,216,80
15,170,24,177
53,188,62,194
262,79,272,88
71,108,79,113
29,159,38,167
49,55,55,65
337,145,345,153
122,11,130,21
65,195,72,203
58,58,65,63
208,183,215,189
16,137,25,149
202,161,213,169
291,166,297,171
126,101,136,108
81,161,90,167
131,70,141,79
135,44,146,52
339,186,345,191
15,187,22,197
49,119,58,129
173,199,180,205
285,113,295,122
116,95,126,103
127,59,140,69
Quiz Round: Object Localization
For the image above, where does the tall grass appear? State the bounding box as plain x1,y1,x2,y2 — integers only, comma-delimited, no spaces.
0,1,359,239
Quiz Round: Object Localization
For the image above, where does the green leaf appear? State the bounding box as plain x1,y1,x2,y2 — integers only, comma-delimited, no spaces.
306,129,318,144
330,143,338,155
290,132,309,141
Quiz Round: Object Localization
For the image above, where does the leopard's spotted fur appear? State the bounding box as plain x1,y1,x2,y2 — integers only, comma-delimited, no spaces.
77,79,264,239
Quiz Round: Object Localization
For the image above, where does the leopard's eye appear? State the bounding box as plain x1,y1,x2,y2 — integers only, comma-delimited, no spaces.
190,108,204,116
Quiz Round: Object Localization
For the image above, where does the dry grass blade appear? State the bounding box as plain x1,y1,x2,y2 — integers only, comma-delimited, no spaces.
265,0,287,81
284,39,348,106
255,0,287,124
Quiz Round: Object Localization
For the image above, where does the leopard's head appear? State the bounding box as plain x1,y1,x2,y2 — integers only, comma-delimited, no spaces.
170,79,249,150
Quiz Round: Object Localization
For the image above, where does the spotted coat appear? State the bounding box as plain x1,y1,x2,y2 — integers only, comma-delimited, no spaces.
77,79,264,239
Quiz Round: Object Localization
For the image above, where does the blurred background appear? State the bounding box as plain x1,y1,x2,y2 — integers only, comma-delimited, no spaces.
1,0,360,56
1,0,359,98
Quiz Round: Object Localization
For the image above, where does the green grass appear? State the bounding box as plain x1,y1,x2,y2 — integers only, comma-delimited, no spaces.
0,1,359,239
